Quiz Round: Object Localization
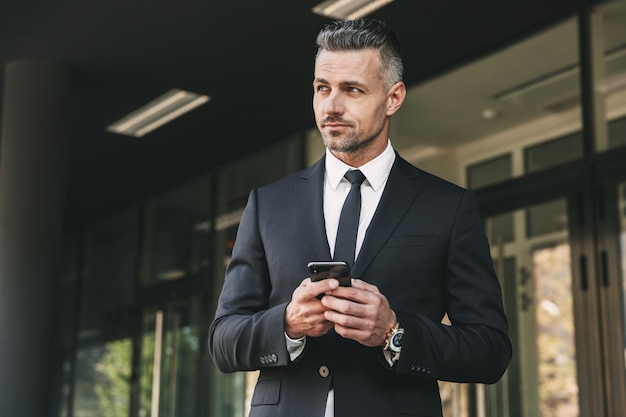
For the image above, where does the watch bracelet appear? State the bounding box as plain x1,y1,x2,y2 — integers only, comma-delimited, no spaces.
382,321,399,350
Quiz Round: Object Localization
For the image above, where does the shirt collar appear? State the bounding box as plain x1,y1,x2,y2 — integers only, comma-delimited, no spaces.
325,140,396,191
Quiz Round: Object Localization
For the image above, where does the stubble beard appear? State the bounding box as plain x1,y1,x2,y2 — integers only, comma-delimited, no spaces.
321,118,385,154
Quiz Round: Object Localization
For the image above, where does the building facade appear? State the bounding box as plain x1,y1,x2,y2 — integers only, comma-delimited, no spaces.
2,1,626,417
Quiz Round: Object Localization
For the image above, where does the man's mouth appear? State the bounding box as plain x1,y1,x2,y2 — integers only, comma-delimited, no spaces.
322,119,351,128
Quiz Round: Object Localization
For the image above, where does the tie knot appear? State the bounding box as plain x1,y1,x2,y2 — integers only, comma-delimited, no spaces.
344,169,366,186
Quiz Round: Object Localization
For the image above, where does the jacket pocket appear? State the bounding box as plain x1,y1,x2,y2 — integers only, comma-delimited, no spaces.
386,235,439,248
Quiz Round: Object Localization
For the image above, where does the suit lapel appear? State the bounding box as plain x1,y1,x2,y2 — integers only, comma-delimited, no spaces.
352,156,423,278
295,157,332,261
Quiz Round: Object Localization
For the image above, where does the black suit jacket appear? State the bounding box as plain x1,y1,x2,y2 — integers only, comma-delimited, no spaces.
209,154,511,417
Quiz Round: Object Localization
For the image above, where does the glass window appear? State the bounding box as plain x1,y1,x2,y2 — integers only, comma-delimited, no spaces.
486,212,515,245
608,115,626,149
524,132,583,173
140,175,212,286
526,199,568,238
467,154,512,189
72,207,139,417
597,0,626,152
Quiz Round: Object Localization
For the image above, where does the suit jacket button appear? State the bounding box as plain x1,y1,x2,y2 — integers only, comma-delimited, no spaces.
319,366,330,378
270,354,278,363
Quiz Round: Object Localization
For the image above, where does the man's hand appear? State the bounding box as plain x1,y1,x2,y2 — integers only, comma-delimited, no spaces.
284,277,340,339
321,279,397,347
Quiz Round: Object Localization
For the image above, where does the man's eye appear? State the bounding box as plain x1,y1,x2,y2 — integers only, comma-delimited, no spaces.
347,87,362,93
316,85,330,92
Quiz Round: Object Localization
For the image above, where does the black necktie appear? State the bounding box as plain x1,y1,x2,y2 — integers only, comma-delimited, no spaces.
333,169,366,267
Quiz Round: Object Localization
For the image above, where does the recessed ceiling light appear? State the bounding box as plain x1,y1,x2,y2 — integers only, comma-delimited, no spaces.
482,108,499,121
312,0,395,20
107,88,209,137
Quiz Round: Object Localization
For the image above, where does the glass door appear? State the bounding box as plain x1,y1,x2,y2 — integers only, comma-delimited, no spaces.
485,197,578,417
135,294,202,417
482,169,626,417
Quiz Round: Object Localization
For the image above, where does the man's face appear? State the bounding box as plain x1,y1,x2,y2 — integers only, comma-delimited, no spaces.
313,49,392,154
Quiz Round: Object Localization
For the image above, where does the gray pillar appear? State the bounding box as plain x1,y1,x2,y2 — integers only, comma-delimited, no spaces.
0,61,70,416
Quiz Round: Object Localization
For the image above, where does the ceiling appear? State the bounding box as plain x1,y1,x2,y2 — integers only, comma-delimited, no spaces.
0,0,602,229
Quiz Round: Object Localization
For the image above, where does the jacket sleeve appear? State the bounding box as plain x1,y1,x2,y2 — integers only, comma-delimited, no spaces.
394,190,512,384
208,189,292,373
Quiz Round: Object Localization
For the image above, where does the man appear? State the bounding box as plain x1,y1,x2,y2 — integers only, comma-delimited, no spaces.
209,18,511,417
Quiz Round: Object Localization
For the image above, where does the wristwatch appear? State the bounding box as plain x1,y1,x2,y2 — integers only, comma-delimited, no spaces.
388,327,404,353
383,322,404,364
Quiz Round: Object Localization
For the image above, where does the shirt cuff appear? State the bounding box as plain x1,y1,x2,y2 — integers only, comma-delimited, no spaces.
383,348,400,367
285,333,306,361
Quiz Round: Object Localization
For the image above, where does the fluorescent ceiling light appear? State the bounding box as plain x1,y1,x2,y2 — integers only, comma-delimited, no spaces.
312,0,395,20
107,88,209,137
158,269,186,280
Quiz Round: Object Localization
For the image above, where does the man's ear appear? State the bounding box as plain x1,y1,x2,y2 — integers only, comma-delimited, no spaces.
386,81,406,116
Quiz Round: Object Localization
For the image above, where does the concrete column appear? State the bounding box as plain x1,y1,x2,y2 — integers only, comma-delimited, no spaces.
0,61,70,416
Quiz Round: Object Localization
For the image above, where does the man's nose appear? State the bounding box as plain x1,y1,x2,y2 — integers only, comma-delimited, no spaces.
323,92,344,114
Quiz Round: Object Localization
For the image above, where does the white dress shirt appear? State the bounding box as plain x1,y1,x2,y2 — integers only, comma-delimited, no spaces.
285,141,396,416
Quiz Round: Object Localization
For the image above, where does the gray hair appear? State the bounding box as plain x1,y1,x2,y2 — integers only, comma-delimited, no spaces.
315,19,404,90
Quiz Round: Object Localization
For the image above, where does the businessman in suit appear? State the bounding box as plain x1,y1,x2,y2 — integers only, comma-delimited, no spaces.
209,18,511,417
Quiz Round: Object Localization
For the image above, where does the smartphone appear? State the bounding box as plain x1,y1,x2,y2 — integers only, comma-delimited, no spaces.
307,261,351,287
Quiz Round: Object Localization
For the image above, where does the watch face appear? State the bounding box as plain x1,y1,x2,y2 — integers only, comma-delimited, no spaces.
390,329,404,353
391,332,403,347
